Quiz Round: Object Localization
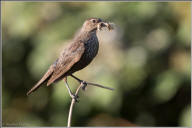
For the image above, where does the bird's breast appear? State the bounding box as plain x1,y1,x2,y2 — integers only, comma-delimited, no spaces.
84,34,99,60
67,33,99,74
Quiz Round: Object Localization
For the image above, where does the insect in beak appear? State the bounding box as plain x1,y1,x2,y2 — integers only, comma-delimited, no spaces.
97,22,114,31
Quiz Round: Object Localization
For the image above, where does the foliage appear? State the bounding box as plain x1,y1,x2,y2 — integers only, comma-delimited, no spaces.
2,2,191,126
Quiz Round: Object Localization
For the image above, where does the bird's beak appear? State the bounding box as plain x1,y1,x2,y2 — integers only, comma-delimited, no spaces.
97,22,113,31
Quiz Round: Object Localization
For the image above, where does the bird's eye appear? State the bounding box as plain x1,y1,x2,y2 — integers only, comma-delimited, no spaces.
91,19,96,23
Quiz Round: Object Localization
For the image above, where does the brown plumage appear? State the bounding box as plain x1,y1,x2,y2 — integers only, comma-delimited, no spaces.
27,18,112,96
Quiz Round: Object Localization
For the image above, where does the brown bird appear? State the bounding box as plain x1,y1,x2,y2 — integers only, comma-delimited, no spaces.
27,18,113,99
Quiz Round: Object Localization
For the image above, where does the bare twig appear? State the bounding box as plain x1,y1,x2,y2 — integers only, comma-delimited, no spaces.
67,75,114,127
70,74,114,90
67,82,83,127
86,82,114,90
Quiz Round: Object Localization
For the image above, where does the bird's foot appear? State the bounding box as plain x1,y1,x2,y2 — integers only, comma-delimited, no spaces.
70,94,79,102
81,80,87,91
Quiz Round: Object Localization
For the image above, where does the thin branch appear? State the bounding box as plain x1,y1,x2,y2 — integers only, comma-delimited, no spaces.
67,75,114,127
70,74,114,90
86,82,114,90
67,83,83,127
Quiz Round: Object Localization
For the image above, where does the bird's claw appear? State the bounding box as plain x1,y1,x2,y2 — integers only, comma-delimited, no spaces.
81,81,87,91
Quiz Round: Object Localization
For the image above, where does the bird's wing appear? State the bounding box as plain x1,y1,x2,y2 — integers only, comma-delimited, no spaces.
47,41,85,86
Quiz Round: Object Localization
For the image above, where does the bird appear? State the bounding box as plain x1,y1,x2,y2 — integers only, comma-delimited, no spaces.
26,18,113,99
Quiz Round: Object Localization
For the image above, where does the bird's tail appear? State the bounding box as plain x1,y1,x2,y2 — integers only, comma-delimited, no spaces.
27,81,44,96
27,66,54,96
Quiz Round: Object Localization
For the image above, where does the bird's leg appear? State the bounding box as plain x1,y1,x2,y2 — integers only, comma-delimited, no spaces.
70,74,114,91
64,77,79,102
70,74,87,91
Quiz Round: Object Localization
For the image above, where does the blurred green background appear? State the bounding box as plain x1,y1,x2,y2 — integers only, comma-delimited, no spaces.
2,2,191,127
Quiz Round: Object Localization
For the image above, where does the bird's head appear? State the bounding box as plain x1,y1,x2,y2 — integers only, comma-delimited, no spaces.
82,18,113,32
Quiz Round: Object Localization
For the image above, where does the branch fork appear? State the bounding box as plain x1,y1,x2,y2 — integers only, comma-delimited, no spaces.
67,75,114,127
